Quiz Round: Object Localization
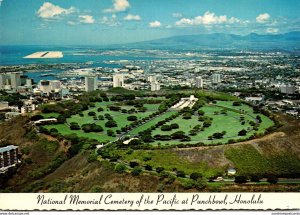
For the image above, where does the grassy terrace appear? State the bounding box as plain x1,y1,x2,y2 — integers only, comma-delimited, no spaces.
149,101,274,145
42,95,274,146
44,101,161,142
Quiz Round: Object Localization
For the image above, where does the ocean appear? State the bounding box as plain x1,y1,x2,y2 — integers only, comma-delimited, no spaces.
0,45,162,82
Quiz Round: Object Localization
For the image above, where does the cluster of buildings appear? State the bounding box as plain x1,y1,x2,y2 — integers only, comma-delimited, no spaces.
0,50,299,119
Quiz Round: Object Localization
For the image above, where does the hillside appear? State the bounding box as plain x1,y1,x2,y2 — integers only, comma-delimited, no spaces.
0,113,299,192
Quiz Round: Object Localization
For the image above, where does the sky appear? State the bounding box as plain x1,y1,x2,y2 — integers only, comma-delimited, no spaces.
0,0,300,45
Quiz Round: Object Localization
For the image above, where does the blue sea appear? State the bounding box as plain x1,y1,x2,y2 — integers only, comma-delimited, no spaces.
0,45,168,82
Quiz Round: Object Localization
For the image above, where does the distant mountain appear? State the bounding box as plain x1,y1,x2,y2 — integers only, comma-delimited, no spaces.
119,32,300,50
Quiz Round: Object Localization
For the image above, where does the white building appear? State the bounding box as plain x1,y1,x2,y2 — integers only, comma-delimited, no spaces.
113,74,124,88
280,84,295,95
85,76,98,92
39,80,51,94
195,76,203,88
212,74,222,84
151,81,160,91
147,75,156,83
50,80,61,92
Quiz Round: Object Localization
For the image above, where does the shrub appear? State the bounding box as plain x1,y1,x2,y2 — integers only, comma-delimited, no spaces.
90,185,103,192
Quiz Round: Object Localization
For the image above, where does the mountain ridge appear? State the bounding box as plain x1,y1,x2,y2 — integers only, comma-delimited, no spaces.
117,31,300,50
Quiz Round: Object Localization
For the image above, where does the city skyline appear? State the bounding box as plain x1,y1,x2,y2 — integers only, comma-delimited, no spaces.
1,0,300,45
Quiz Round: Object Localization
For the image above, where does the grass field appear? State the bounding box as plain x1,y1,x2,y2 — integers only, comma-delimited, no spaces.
43,98,274,145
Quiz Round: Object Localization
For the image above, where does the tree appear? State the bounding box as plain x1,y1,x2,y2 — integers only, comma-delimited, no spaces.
56,115,66,124
107,130,114,136
212,132,224,139
114,164,127,173
88,111,96,116
267,175,278,184
198,110,205,116
176,170,186,178
145,164,153,171
97,107,104,112
141,134,153,143
183,112,192,120
234,176,248,184
171,131,186,139
170,123,179,129
190,172,202,181
194,178,207,190
105,120,118,128
233,101,241,106
98,115,104,120
30,115,44,121
129,161,139,168
70,122,80,130
131,167,143,176
156,167,165,173
238,129,247,136
250,175,262,182
127,115,138,121
161,125,172,131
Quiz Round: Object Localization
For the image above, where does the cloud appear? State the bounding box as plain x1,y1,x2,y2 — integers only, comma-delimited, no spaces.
37,2,75,19
149,21,161,28
104,0,130,13
172,13,182,18
175,11,240,26
124,14,141,21
79,15,95,24
266,27,279,33
100,14,120,26
0,0,3,7
256,13,270,23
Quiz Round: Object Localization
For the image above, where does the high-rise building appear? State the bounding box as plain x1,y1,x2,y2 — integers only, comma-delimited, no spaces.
10,73,21,89
212,74,222,84
25,79,33,87
50,80,61,91
113,74,124,88
195,76,203,88
85,76,97,92
0,74,9,89
280,84,296,95
151,81,160,91
39,80,51,94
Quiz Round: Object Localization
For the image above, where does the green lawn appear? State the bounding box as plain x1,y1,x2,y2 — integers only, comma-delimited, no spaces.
42,99,274,146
